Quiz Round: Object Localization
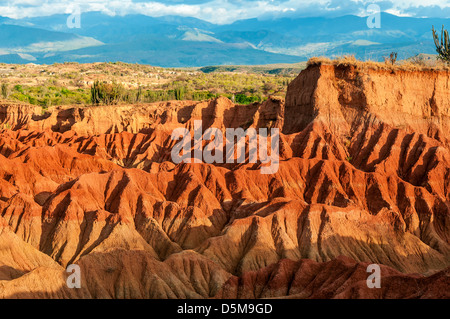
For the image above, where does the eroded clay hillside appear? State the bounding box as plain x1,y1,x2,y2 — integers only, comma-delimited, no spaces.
0,62,449,299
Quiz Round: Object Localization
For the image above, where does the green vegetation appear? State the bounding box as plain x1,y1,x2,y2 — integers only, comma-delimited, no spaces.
0,62,295,107
91,81,126,105
88,81,267,105
1,83,8,98
6,85,90,107
432,25,450,62
87,70,293,105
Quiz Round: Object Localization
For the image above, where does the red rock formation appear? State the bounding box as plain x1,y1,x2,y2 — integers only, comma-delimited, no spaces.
216,256,450,299
0,63,449,298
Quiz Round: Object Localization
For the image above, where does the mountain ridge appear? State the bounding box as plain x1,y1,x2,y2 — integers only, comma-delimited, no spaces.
0,12,448,66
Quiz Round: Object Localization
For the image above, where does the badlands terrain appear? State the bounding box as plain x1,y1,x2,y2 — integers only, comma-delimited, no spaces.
0,60,449,299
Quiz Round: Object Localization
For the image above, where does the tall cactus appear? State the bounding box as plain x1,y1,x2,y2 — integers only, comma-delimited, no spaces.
1,83,8,99
90,81,101,105
432,25,450,62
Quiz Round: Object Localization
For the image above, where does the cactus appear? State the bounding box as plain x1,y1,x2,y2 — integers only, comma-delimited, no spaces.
1,83,8,99
432,25,450,62
389,52,397,65
90,81,101,105
174,86,185,100
90,81,125,105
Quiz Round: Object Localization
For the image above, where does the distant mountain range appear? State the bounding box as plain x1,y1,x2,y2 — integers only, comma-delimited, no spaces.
0,12,447,67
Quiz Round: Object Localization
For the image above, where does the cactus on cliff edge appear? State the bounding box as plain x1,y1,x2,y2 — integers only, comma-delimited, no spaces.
432,25,450,62
389,52,397,65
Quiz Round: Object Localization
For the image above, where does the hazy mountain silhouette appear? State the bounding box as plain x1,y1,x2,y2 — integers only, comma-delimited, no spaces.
0,12,448,66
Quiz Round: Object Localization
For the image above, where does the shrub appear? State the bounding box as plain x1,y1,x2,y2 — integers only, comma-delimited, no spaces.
90,81,125,105
14,84,23,93
234,93,262,104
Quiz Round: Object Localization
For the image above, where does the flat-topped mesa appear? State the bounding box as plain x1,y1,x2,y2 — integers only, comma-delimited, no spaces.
283,63,450,143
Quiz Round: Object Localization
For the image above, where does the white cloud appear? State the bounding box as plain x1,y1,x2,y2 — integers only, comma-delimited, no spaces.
0,0,448,24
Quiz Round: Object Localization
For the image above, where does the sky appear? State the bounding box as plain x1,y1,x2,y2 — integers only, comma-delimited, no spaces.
0,0,449,24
